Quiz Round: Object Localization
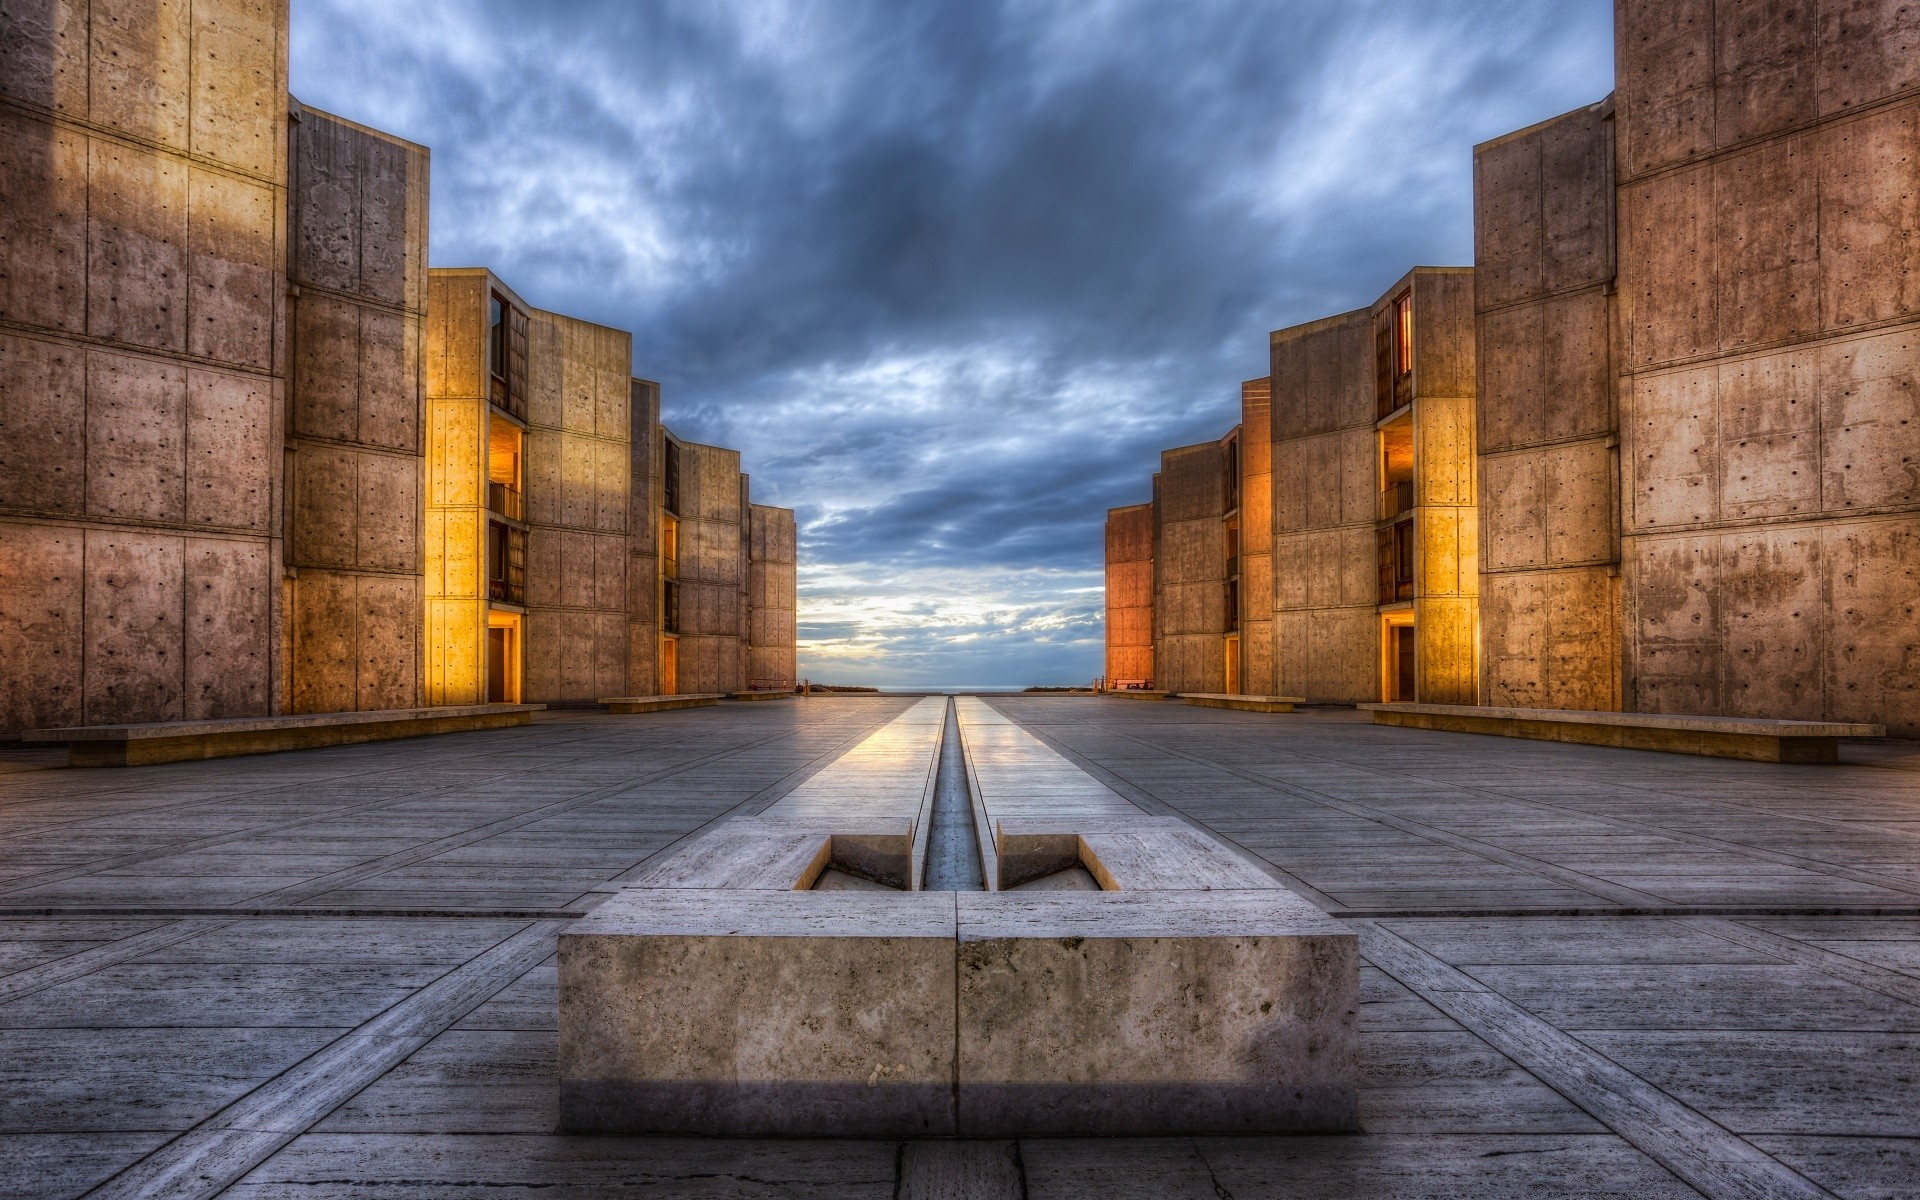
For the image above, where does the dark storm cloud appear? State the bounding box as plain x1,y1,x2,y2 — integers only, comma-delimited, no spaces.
291,0,1614,685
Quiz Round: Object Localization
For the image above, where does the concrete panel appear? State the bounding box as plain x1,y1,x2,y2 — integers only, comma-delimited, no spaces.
1713,0,1817,145
0,111,87,333
0,0,88,114
1819,104,1920,331
1621,163,1717,367
1630,365,1719,529
1481,451,1547,571
185,369,271,531
87,140,189,351
85,349,185,522
594,531,626,613
88,0,191,149
82,528,184,723
292,444,355,569
356,573,418,710
1615,0,1714,177
1721,526,1824,717
289,568,353,714
356,451,416,572
1545,441,1618,565
594,439,626,532
1820,327,1920,513
187,0,284,178
1629,534,1720,716
0,523,84,731
290,292,357,441
1719,346,1820,520
1825,516,1920,733
1417,595,1478,706
358,307,418,452
0,333,85,515
183,536,268,719
185,166,275,368
1481,566,1621,711
1714,137,1819,351
1818,0,1920,115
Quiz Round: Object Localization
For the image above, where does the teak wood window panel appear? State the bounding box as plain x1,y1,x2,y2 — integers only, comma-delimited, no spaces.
489,291,529,421
1377,519,1414,605
662,439,681,516
1375,291,1414,420
487,520,527,606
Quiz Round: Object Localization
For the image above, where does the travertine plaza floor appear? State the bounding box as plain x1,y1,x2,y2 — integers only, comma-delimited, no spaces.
3,696,1918,1199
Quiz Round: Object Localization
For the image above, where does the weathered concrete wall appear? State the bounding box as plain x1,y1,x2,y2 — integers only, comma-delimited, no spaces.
626,379,660,698
0,0,290,734
1239,379,1274,696
1393,267,1480,705
672,438,747,695
1271,312,1377,703
1474,102,1623,712
1104,504,1155,685
1614,0,1920,731
524,311,632,705
284,104,426,714
747,503,798,689
1154,442,1228,694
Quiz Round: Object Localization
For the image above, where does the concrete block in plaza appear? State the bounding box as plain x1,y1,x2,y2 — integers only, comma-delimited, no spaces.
558,889,958,1137
955,890,1358,1136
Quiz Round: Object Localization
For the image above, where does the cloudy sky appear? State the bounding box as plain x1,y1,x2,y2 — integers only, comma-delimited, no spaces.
290,0,1615,687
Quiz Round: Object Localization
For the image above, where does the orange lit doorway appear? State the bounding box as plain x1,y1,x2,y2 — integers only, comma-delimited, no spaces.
486,614,521,703
1224,634,1241,695
661,636,678,696
1385,622,1416,702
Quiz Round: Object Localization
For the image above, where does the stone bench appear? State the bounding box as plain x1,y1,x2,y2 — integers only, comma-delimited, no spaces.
23,704,544,767
1358,702,1885,764
1182,693,1305,713
728,690,793,702
558,695,1358,1138
599,694,723,714
1104,688,1168,699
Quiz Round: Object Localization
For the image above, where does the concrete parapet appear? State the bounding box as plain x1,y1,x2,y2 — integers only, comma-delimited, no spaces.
1361,701,1883,763
1182,693,1303,713
25,703,542,766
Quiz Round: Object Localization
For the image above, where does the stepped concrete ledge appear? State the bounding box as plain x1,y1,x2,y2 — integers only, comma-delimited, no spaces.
599,694,724,713
1103,688,1168,699
559,695,1358,1137
1359,701,1885,763
728,690,793,701
22,704,545,767
1183,693,1305,712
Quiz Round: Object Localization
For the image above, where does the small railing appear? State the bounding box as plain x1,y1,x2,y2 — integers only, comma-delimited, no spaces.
1380,481,1413,521
487,482,523,521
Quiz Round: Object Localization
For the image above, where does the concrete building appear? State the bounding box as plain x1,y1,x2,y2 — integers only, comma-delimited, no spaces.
1110,1,1917,734
0,1,796,737
1473,1,1920,733
1103,504,1155,688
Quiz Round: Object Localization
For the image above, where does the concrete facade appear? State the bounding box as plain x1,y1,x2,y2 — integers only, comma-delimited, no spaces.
0,2,798,734
1110,3,1915,733
1102,504,1154,687
1467,1,1920,733
669,440,748,696
524,309,633,706
1271,312,1379,703
284,103,428,715
1151,441,1230,694
1239,378,1275,697
0,0,290,734
747,503,799,690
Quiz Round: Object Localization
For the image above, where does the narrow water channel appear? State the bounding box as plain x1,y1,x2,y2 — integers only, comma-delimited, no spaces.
922,697,986,891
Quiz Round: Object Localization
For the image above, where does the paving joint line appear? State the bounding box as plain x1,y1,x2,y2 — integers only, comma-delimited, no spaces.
1357,920,1839,1200
82,919,563,1200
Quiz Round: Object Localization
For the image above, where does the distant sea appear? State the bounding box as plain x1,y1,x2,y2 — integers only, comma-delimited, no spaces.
872,685,1033,693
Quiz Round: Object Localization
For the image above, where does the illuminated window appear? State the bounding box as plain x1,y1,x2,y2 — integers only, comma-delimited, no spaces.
1394,293,1414,377
490,294,508,382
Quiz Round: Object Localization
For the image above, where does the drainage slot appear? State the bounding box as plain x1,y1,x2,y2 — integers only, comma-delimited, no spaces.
922,697,986,891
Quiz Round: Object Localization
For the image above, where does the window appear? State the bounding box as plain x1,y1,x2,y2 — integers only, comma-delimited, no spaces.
1226,578,1240,632
487,415,523,521
1377,520,1414,604
487,521,526,605
1394,292,1414,377
663,438,681,516
661,513,678,580
1223,436,1240,513
662,579,681,635
489,294,508,382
